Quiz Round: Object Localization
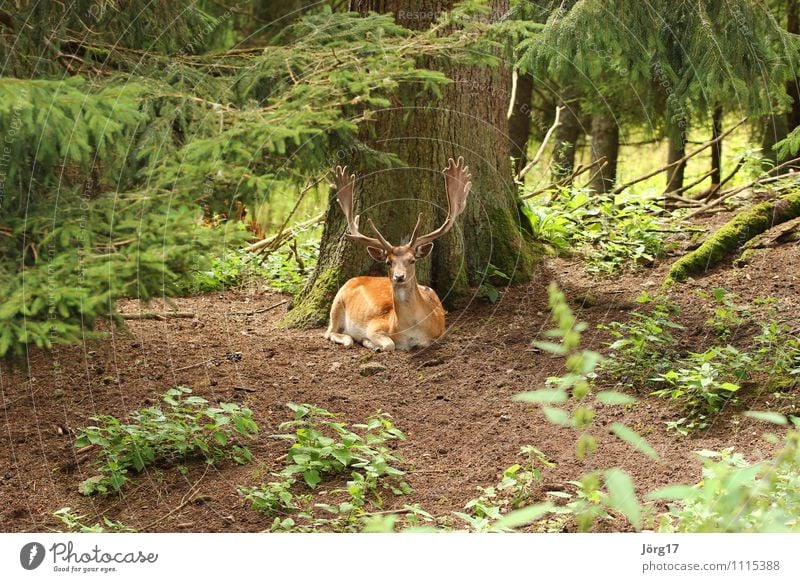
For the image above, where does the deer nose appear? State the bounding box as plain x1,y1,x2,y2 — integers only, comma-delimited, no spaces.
393,274,406,283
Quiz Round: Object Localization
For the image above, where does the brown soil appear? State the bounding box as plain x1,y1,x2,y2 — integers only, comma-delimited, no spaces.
1,220,799,533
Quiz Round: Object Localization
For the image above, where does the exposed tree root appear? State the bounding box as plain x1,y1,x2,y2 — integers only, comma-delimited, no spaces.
664,191,800,286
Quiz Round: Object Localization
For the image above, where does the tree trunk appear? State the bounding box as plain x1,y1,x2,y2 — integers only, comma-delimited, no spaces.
761,114,788,172
710,106,723,187
787,0,800,132
552,87,582,180
588,113,619,193
508,71,534,176
665,131,686,194
283,0,537,327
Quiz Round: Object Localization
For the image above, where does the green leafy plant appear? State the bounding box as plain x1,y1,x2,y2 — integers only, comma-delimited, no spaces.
239,403,410,532
261,238,320,295
697,287,750,340
651,349,741,434
454,445,554,532
600,293,683,385
524,190,673,275
76,387,258,495
52,508,136,533
652,422,800,532
477,263,511,303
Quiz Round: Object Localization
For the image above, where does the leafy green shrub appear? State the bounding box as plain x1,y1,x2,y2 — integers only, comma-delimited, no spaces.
651,349,741,434
600,293,683,385
455,445,553,532
182,238,319,296
239,403,410,532
653,425,800,532
524,190,672,275
76,387,258,495
697,287,750,340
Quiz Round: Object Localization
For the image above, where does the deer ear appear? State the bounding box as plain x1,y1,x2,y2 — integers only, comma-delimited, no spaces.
367,246,387,262
414,242,434,259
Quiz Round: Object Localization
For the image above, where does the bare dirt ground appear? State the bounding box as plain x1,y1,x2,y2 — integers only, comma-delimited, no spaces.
2,218,799,532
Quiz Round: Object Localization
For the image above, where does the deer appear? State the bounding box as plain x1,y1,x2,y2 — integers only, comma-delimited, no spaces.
324,157,472,351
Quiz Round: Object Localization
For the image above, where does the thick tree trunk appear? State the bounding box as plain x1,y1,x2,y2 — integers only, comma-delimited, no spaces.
283,0,537,327
508,72,535,176
552,87,582,180
665,131,686,194
588,113,619,193
710,106,723,187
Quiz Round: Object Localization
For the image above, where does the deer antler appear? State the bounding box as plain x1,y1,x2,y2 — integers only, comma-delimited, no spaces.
333,166,392,250
411,157,471,247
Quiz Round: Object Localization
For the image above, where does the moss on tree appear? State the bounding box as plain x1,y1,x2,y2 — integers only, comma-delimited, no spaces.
664,191,800,286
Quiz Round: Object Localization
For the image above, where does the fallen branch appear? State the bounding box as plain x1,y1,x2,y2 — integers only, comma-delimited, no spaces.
612,118,746,195
520,157,607,200
742,215,800,249
244,212,324,254
121,312,196,320
516,105,564,182
664,191,800,286
226,299,289,316
683,166,800,220
173,359,214,372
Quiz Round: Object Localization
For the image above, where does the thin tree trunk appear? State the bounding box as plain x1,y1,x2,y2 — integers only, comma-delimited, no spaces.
787,0,800,132
588,113,619,193
710,106,723,187
665,131,687,194
761,114,788,172
284,0,537,327
508,72,535,176
552,87,582,180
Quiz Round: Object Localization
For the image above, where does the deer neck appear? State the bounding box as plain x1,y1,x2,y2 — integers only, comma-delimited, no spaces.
390,279,430,327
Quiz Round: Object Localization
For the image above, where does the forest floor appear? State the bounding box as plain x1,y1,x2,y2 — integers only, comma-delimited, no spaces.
2,209,799,533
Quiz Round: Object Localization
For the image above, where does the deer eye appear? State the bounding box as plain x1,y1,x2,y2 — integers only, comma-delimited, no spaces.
410,259,417,264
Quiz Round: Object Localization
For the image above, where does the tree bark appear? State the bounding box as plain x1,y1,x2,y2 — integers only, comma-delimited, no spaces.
710,106,723,187
588,113,619,193
283,0,538,327
761,114,788,171
552,87,582,180
508,72,535,176
665,130,686,194
787,0,800,132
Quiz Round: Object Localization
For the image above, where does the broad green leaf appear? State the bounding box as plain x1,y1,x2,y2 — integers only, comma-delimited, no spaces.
597,391,637,406
605,469,642,530
494,503,554,530
743,411,787,425
647,484,697,500
610,423,659,460
543,407,572,427
514,389,568,404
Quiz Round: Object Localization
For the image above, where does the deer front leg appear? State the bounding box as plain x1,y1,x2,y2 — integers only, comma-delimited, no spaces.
363,333,395,352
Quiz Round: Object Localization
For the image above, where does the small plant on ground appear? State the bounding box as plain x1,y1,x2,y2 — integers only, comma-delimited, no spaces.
477,263,511,304
599,292,683,386
697,287,750,340
651,349,741,434
454,445,554,532
239,403,412,532
503,283,657,532
76,387,259,495
652,419,800,532
523,190,674,275
52,508,136,533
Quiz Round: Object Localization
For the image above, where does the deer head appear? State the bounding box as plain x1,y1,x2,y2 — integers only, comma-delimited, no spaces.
333,157,472,286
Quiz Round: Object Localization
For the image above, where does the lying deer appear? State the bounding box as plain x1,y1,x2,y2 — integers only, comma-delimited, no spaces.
324,157,471,351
